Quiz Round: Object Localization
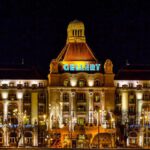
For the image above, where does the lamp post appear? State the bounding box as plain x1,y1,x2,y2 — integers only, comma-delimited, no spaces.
12,109,28,147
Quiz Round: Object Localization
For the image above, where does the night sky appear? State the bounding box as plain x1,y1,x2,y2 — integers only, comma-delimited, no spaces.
0,0,150,76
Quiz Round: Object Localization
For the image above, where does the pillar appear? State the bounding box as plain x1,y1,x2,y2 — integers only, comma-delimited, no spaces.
18,97,24,146
101,90,105,124
3,101,8,146
3,126,9,147
121,91,128,125
33,126,38,147
31,92,38,146
48,88,52,130
139,127,144,147
59,91,63,128
70,91,76,117
70,91,76,131
88,91,93,124
135,92,143,124
3,101,8,122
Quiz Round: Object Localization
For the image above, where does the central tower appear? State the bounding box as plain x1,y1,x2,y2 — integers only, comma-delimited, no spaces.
67,20,86,43
47,20,116,148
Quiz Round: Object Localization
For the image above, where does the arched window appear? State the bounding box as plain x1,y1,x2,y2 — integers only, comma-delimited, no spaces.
63,105,69,111
8,92,16,101
78,79,86,87
94,93,100,102
63,93,69,102
129,92,135,103
94,80,101,87
8,104,18,124
23,93,31,103
77,93,86,102
63,79,70,87
38,93,46,103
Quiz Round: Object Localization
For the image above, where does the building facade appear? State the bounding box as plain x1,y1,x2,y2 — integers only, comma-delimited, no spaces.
47,20,116,148
0,20,149,148
115,65,150,148
0,65,48,147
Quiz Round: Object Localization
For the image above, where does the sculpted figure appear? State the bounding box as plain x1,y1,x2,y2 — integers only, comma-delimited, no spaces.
104,59,113,73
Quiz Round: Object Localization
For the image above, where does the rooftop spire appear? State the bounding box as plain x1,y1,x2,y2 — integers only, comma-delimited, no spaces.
67,20,86,43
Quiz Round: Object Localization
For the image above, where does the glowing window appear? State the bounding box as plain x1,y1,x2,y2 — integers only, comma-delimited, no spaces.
94,80,101,86
24,82,29,88
9,82,14,87
94,93,100,102
78,79,86,87
77,93,86,101
63,93,69,102
63,80,69,87
63,105,69,111
23,93,31,103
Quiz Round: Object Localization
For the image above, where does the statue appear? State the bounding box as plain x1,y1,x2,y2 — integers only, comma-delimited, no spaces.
50,59,58,73
104,59,113,74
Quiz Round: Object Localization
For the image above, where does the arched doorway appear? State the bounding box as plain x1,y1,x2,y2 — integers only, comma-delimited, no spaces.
24,132,32,146
91,133,112,148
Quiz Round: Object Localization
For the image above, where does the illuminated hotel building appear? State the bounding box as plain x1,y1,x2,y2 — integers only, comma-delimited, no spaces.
0,65,47,147
115,65,150,147
48,20,116,148
0,20,116,148
0,19,149,148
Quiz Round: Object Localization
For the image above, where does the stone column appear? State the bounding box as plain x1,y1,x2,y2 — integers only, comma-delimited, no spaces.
3,126,9,147
69,91,76,131
48,88,52,130
139,127,144,147
88,91,93,124
70,91,76,117
59,91,63,128
18,97,24,147
33,124,38,147
121,91,128,125
3,101,8,122
101,90,105,124
31,92,38,146
135,92,143,124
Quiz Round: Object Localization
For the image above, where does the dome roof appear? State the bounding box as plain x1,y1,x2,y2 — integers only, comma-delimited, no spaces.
67,20,84,30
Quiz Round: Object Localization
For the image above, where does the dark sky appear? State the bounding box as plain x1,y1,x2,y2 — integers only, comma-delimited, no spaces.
0,0,150,76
